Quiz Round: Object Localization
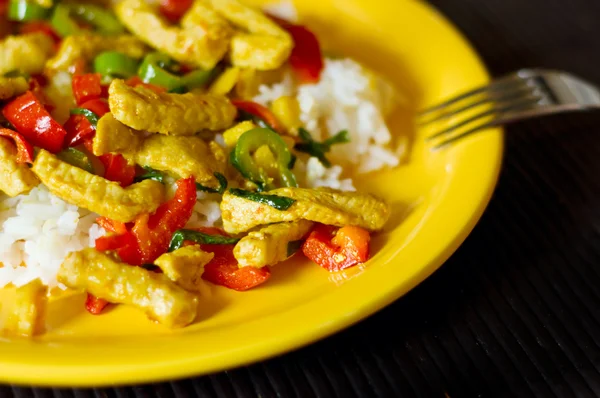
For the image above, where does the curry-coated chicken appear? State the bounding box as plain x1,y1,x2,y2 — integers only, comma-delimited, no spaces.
114,0,232,70
4,279,48,337
32,150,165,222
0,76,29,100
234,220,314,268
58,249,199,328
46,34,148,71
93,113,228,188
221,188,390,234
108,79,237,135
0,33,54,75
154,245,214,294
0,138,39,197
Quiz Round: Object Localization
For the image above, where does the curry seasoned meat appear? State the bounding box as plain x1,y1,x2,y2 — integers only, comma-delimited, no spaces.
32,150,165,222
46,34,147,72
59,249,199,328
0,138,39,197
221,188,390,234
154,245,214,293
115,0,232,70
4,279,48,337
0,76,29,100
206,0,293,70
0,33,54,75
93,114,228,187
108,79,237,135
234,220,314,268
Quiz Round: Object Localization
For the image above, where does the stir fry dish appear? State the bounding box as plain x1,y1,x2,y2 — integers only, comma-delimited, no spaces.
0,0,402,336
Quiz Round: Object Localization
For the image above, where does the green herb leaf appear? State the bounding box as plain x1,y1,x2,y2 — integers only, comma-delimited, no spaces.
134,166,164,183
70,108,100,127
168,229,240,252
57,148,94,173
229,188,296,211
196,172,228,194
294,128,350,168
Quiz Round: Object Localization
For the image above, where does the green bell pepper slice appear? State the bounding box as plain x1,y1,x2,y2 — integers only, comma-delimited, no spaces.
138,53,216,92
66,3,124,35
94,51,139,78
50,4,81,38
8,0,50,21
57,148,94,173
230,128,298,191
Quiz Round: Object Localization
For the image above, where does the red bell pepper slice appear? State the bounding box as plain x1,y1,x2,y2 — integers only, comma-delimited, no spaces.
302,224,370,272
63,114,95,147
85,294,109,315
231,99,284,133
269,15,324,84
96,216,127,235
72,73,104,106
99,153,136,187
80,98,110,117
0,128,34,163
95,230,137,251
125,76,167,94
69,59,88,76
2,91,66,153
159,0,193,23
19,22,61,45
117,177,196,265
201,243,271,291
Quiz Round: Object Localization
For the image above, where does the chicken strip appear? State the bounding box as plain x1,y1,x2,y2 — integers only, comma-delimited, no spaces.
234,220,314,268
0,33,54,75
93,114,227,187
154,245,214,293
205,0,293,70
115,0,232,70
32,149,165,222
221,188,390,234
58,249,198,328
4,279,48,337
108,79,237,135
46,34,147,71
0,76,29,100
0,137,39,197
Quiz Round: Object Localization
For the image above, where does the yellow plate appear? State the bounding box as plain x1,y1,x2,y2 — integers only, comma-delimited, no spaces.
0,0,503,387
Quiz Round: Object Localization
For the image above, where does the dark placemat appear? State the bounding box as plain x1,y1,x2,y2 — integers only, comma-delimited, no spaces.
5,0,600,396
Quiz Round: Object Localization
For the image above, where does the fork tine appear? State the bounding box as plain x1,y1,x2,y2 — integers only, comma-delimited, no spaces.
418,71,534,116
430,99,541,149
418,83,535,126
425,95,541,141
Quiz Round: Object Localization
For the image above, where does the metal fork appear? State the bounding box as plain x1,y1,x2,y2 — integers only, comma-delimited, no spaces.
419,69,600,149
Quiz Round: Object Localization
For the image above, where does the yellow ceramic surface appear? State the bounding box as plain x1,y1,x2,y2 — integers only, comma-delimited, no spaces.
0,0,503,386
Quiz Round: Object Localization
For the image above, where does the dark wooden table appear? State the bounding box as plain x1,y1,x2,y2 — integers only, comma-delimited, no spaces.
6,0,600,396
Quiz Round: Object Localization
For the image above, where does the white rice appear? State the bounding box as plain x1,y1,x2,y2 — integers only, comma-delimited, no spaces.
0,18,402,288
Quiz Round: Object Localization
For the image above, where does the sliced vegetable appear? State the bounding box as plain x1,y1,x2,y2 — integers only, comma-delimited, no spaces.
95,216,127,235
231,128,297,191
232,100,283,132
138,53,215,92
168,229,240,252
57,147,94,173
134,166,165,184
63,114,95,147
50,4,81,38
94,51,139,79
301,224,370,272
70,108,100,127
99,154,136,187
72,73,103,106
294,128,349,167
2,91,67,153
270,16,324,83
85,294,109,315
0,128,34,163
229,188,296,211
196,172,227,195
79,98,110,119
118,177,197,265
66,3,124,35
159,0,193,23
95,230,136,251
8,0,49,22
